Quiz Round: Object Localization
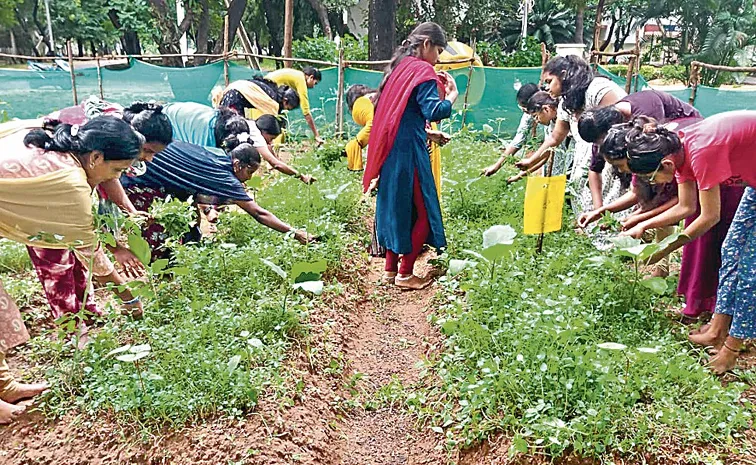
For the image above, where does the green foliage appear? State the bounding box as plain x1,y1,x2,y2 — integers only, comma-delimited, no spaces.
0,0,21,27
499,37,544,68
148,196,196,239
292,35,368,68
404,138,751,460
30,146,366,428
313,140,347,170
497,0,575,49
604,64,688,83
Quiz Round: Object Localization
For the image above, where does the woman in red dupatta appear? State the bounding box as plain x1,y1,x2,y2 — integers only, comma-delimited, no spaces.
363,22,459,290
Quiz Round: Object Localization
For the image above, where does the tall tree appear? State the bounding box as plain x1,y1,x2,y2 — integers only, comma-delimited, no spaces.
146,0,193,65
368,0,396,61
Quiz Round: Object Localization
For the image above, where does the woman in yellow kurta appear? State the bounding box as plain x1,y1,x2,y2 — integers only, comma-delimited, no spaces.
345,85,447,199
266,66,323,143
213,78,300,120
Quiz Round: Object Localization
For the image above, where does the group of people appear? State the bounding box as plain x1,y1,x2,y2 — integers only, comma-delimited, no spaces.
479,55,755,376
0,20,754,425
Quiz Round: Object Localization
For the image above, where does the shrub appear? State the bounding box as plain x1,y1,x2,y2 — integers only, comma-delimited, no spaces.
292,35,368,69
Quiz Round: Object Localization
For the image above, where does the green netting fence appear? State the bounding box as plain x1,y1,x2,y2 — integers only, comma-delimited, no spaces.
2,58,755,139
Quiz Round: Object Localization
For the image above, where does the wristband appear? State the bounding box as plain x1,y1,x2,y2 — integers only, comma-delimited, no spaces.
123,296,140,305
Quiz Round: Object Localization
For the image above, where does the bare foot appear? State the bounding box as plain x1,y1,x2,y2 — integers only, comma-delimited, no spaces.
395,274,432,290
707,345,739,375
0,382,49,404
0,399,25,425
688,328,726,349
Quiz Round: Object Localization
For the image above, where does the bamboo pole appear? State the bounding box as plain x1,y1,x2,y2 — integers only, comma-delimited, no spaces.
283,0,294,67
689,62,699,106
223,15,230,87
690,61,756,73
590,50,637,58
633,28,642,92
335,45,346,137
95,54,104,99
535,153,557,254
624,56,635,94
460,44,476,127
66,40,78,106
591,0,606,65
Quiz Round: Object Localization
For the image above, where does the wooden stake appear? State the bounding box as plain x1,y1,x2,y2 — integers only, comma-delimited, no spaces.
591,0,606,65
535,152,556,254
633,28,642,92
283,0,294,68
95,54,104,99
624,56,634,94
223,15,230,87
336,45,346,137
66,40,78,105
689,62,699,106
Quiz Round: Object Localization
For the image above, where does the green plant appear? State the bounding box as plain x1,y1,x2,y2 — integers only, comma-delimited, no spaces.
313,140,347,170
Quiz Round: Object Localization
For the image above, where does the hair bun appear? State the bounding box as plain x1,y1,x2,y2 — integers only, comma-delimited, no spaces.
126,101,163,114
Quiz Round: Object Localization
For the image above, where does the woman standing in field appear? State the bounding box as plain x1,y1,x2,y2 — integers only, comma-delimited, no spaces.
609,111,756,373
363,22,458,290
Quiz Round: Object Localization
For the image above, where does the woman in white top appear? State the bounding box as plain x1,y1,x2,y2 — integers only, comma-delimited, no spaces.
517,55,627,219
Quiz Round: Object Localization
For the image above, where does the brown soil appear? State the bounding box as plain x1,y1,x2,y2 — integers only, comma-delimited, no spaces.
1,234,755,464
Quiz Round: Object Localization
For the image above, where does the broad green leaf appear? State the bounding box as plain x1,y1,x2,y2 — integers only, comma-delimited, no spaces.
640,277,668,295
147,373,164,381
130,344,151,354
449,259,475,275
291,260,327,283
637,347,660,354
657,231,683,250
105,345,131,358
482,123,494,133
430,426,444,434
150,259,170,274
127,233,152,266
293,280,324,295
246,176,263,189
482,243,513,261
483,225,517,249
247,338,264,348
168,266,190,276
610,236,641,250
463,249,488,263
513,436,529,454
597,342,627,351
261,258,287,279
116,351,150,362
227,354,241,372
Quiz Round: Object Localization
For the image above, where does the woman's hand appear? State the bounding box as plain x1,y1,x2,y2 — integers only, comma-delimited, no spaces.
621,213,642,231
294,230,317,244
112,245,145,279
621,224,646,239
299,173,317,184
507,171,527,184
577,209,604,229
515,155,536,171
481,163,501,177
440,71,457,94
426,129,451,146
315,136,325,146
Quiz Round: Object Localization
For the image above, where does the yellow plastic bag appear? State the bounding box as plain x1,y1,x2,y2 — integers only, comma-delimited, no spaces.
523,175,567,235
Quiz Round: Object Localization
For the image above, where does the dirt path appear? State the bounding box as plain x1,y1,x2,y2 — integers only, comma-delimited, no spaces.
333,253,449,465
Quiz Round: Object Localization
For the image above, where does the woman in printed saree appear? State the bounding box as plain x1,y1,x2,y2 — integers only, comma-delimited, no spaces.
363,22,458,290
0,117,146,321
609,111,756,374
121,135,313,256
214,77,300,119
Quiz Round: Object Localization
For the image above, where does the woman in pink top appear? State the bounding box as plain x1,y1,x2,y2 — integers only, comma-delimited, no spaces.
615,111,756,374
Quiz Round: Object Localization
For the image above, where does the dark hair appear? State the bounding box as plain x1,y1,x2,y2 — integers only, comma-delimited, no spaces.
281,86,300,109
122,102,173,146
600,124,631,162
578,106,625,143
543,55,601,114
302,66,322,81
214,107,250,148
248,77,300,112
374,22,447,105
625,117,682,174
255,114,282,137
24,116,144,161
346,84,377,111
516,83,539,107
229,143,261,168
526,91,558,114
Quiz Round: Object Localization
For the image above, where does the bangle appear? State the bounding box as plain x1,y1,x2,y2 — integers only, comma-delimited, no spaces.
123,296,140,305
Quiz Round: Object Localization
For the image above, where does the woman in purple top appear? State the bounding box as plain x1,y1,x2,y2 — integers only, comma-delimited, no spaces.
579,91,745,322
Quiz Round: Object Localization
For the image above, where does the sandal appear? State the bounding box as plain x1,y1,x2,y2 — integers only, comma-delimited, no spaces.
395,274,432,290
382,271,397,284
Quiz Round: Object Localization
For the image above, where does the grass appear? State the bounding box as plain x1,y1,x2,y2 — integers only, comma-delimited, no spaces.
12,147,366,428
397,136,753,460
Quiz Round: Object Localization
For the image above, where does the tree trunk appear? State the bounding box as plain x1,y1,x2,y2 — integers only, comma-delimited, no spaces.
108,10,143,56
262,0,284,58
328,11,349,37
194,0,211,64
31,1,53,55
368,0,396,63
306,0,333,38
574,4,585,44
284,0,293,66
146,0,192,66
77,39,84,57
